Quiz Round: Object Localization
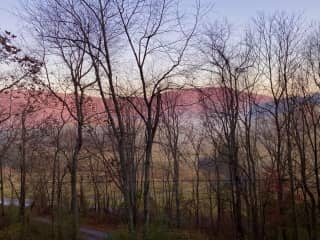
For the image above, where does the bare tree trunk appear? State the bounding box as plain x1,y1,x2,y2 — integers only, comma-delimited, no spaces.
51,140,60,239
207,179,214,234
215,161,222,233
173,154,180,228
312,127,320,213
284,93,298,240
295,104,318,240
70,123,82,240
143,127,153,236
0,156,4,216
195,159,200,228
275,123,287,240
19,112,27,224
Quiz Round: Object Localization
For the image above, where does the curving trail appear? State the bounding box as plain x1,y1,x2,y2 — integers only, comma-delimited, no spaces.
34,217,110,240
1,198,110,240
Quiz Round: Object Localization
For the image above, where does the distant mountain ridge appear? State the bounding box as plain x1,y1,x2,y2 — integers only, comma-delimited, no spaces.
253,92,320,117
0,87,272,128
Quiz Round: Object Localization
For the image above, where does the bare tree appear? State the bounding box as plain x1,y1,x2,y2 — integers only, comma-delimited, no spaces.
114,2,199,235
198,20,256,239
25,1,199,235
160,90,184,227
0,31,41,217
252,13,304,240
24,3,97,236
304,24,320,214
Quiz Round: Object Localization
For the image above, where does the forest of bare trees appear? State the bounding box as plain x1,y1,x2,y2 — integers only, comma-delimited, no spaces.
1,1,320,240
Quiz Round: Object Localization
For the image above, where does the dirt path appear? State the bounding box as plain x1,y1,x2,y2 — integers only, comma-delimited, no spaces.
34,217,110,240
